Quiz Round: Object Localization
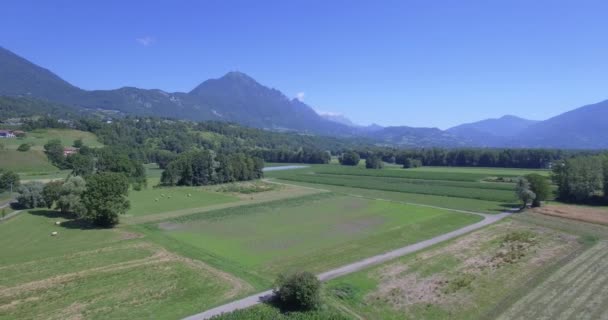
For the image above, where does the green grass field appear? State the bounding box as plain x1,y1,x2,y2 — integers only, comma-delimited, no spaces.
0,149,58,173
408,166,551,177
126,185,239,217
146,193,481,283
266,165,521,204
0,210,253,320
2,128,102,151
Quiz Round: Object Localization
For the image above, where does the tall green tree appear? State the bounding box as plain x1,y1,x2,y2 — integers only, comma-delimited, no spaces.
57,176,87,216
524,174,551,207
44,139,67,168
42,180,63,209
67,154,95,177
0,170,20,193
81,173,130,227
515,177,536,209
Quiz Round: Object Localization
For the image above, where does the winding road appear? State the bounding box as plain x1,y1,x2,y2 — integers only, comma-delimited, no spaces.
183,187,516,320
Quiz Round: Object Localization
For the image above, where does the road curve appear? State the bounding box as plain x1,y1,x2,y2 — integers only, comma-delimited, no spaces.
183,209,515,320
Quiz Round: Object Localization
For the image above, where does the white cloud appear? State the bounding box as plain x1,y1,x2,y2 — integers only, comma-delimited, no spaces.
295,92,305,101
136,36,156,46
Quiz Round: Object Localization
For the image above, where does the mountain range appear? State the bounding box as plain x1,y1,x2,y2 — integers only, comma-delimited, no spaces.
1,46,607,149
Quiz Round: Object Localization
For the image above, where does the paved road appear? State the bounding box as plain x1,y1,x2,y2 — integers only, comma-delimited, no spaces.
262,165,309,172
183,209,515,320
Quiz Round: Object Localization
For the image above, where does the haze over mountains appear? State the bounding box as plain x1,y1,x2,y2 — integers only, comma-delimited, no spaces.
1,46,607,149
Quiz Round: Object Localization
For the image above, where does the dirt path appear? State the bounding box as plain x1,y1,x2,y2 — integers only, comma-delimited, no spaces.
183,208,515,320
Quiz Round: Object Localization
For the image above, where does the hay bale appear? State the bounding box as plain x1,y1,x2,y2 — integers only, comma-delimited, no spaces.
51,231,58,236
55,221,61,225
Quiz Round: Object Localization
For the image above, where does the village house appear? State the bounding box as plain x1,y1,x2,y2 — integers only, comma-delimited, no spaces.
0,130,16,138
63,147,79,156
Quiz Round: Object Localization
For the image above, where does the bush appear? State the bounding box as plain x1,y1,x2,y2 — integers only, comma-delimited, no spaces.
17,143,30,152
403,158,422,168
274,271,322,311
365,155,384,169
339,151,360,166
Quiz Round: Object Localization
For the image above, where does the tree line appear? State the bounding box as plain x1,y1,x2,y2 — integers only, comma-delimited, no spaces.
552,154,608,204
160,150,264,186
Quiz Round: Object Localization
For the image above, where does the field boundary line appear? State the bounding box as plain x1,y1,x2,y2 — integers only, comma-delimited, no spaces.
183,207,516,319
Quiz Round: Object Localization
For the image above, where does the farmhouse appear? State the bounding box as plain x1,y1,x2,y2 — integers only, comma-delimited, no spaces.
0,130,16,138
63,147,79,156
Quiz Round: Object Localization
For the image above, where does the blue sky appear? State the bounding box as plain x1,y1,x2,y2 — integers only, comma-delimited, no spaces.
2,0,607,129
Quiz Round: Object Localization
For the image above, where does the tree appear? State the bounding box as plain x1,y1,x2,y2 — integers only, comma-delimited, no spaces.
44,139,67,168
515,177,536,209
0,170,20,193
403,158,422,169
81,173,130,227
553,156,604,203
524,174,551,207
339,151,360,166
274,271,321,311
17,143,30,152
365,155,384,169
42,180,63,209
57,176,87,216
16,182,46,209
73,138,83,148
67,153,95,177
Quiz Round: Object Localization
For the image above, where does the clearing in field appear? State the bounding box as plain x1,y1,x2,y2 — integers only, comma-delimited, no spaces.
0,211,252,320
146,193,482,282
324,217,583,320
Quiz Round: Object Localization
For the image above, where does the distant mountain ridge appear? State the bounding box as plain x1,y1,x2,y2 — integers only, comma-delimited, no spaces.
1,46,607,149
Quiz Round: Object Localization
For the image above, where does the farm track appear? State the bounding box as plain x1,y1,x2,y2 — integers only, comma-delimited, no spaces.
183,181,516,319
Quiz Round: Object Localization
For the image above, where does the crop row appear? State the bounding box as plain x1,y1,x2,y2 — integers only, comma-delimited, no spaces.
275,173,517,202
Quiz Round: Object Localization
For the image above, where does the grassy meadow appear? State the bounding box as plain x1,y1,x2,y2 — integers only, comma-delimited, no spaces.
142,193,482,284
0,210,253,320
265,164,526,212
2,128,102,151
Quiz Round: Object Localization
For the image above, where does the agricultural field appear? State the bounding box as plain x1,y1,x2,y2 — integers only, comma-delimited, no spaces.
0,211,252,320
139,193,482,285
498,241,608,319
265,164,526,211
125,186,239,217
0,149,58,173
323,213,598,320
407,166,551,177
1,128,102,151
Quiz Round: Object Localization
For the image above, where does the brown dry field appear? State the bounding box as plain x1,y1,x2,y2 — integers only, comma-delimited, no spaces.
533,204,608,226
